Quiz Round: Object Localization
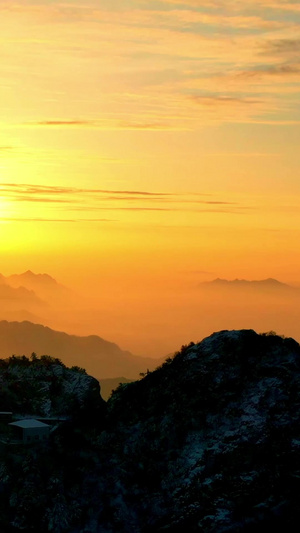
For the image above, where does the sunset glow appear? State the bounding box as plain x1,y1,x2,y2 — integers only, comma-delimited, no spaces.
1,0,300,355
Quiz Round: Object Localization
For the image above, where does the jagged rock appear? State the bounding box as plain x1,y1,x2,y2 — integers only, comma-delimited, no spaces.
0,355,104,417
99,330,300,532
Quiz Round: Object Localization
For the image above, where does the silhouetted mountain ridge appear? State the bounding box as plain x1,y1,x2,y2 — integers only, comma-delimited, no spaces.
6,270,69,296
201,277,297,291
99,376,133,401
8,270,57,284
0,320,160,379
0,284,45,305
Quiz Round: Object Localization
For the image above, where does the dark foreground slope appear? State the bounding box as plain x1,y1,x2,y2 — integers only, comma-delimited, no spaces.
101,329,300,532
0,330,300,532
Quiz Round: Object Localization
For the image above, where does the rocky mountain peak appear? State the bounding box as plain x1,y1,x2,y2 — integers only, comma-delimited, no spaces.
103,329,300,531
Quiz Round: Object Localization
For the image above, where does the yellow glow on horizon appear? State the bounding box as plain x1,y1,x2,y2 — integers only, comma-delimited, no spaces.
1,0,300,354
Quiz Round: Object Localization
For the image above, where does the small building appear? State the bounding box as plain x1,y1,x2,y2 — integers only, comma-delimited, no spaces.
9,419,50,443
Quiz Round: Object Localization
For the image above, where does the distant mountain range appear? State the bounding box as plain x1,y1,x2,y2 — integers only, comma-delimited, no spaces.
1,270,68,298
0,271,73,326
7,270,58,287
0,321,161,379
0,283,45,306
99,377,133,401
200,277,297,292
0,270,69,305
0,272,163,380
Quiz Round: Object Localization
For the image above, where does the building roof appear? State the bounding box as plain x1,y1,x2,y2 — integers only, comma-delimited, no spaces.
9,419,49,429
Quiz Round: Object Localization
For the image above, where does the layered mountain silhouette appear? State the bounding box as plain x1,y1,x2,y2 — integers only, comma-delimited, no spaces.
7,270,58,287
0,283,45,306
0,271,61,307
201,277,297,292
0,321,160,379
4,270,69,298
0,271,75,329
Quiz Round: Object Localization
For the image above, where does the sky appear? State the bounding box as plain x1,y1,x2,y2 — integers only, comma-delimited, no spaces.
1,1,300,354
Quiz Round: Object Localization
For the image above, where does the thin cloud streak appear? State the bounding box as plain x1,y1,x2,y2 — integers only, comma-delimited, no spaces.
35,120,95,126
0,217,116,223
0,183,247,212
69,206,249,214
13,196,76,204
0,183,171,196
161,0,300,12
23,120,188,131
190,95,262,105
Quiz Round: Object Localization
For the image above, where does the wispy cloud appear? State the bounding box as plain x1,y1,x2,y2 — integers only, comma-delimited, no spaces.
23,119,188,131
13,196,75,203
0,146,14,153
189,95,262,106
1,0,299,129
0,217,116,223
117,121,182,131
0,182,249,216
237,63,300,79
33,120,94,127
262,38,300,56
0,183,171,196
160,0,300,12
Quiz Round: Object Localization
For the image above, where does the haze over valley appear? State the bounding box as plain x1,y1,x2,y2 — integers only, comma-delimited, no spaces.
1,270,300,380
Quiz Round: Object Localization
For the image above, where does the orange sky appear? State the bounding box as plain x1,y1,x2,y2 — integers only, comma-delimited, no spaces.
1,1,300,354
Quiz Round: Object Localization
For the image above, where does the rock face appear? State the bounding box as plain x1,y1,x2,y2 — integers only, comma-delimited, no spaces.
0,329,300,532
100,329,300,532
0,355,104,417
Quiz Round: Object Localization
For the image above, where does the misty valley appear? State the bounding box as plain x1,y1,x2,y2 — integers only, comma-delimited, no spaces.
1,270,300,361
0,272,300,531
